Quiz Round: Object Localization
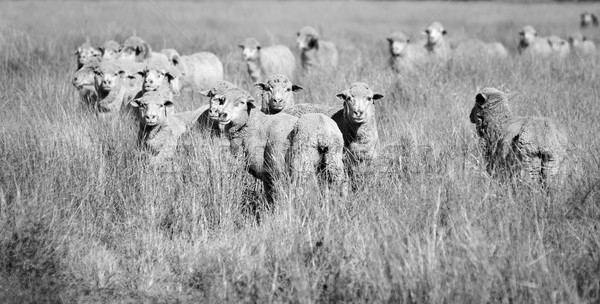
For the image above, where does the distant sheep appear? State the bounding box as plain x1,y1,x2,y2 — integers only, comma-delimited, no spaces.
581,12,599,28
100,40,121,61
296,26,339,71
568,33,596,56
518,25,553,57
547,35,571,58
134,56,183,100
161,48,224,92
75,38,102,69
386,31,428,74
238,37,296,83
255,74,303,114
117,35,168,63
469,87,567,186
423,22,451,61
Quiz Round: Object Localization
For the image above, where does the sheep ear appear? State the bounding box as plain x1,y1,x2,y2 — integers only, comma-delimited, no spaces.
164,101,175,116
247,96,256,109
442,29,447,35
199,89,213,97
130,99,141,108
255,83,270,91
238,44,245,49
74,47,81,55
336,91,349,101
373,93,384,101
118,70,128,79
292,84,303,92
386,37,393,43
475,93,486,104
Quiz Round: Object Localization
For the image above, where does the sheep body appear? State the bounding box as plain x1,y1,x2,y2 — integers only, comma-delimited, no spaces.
161,48,224,92
238,38,296,83
518,26,554,57
424,22,451,61
386,32,428,73
296,26,338,71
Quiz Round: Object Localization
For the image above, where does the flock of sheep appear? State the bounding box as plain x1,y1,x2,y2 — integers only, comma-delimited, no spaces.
71,14,592,205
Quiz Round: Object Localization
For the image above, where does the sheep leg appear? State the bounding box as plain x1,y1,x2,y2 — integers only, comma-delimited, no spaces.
521,154,543,185
323,150,348,199
541,152,563,189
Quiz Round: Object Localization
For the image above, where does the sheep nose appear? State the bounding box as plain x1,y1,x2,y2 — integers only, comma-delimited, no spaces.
72,76,78,84
146,113,156,120
219,112,228,120
354,110,363,117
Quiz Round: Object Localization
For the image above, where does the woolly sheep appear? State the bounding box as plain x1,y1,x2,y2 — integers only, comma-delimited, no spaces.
218,87,346,204
547,35,571,58
423,22,451,61
117,35,168,63
386,31,428,74
469,87,567,186
238,38,296,83
255,74,303,114
198,80,237,136
100,40,121,61
75,38,102,70
518,25,553,57
134,56,183,100
72,60,100,106
296,26,339,71
93,60,139,120
568,33,596,56
161,48,224,92
129,91,186,165
581,12,598,28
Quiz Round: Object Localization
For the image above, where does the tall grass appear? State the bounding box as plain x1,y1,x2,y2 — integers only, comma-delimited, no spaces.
1,1,600,302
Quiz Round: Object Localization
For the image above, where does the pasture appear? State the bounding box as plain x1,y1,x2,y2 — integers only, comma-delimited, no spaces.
1,1,600,302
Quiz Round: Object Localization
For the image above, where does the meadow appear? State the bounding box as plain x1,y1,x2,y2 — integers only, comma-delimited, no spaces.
1,1,600,302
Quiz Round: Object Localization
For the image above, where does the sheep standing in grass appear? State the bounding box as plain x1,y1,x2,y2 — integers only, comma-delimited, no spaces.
100,40,121,61
72,60,100,106
423,22,451,61
238,38,296,83
117,35,168,63
547,35,571,58
134,56,183,101
568,33,596,56
581,12,598,28
296,26,338,71
255,74,303,114
129,91,186,166
75,38,102,69
386,31,428,74
93,61,139,120
161,48,224,92
518,26,553,57
469,88,567,186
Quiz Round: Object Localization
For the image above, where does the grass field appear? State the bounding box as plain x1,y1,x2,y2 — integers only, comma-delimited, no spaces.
1,1,600,302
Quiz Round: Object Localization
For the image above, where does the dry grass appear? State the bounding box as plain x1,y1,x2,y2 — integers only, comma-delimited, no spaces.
1,1,600,303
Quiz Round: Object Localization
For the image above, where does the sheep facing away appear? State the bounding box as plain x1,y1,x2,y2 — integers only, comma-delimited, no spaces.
469,87,567,186
238,38,296,83
386,31,428,74
296,26,339,71
161,48,224,92
217,87,346,205
581,12,599,28
423,22,451,61
255,74,303,114
568,33,596,56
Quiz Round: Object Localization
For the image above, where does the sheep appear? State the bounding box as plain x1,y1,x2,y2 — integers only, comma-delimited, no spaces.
281,103,337,118
568,33,596,56
469,87,567,187
237,38,296,83
93,60,140,120
75,38,102,70
547,35,571,58
117,35,168,63
72,60,100,106
217,87,346,205
386,31,428,74
198,80,237,136
129,91,187,166
99,40,121,61
452,39,509,59
518,25,553,57
296,26,339,71
580,12,599,28
423,22,451,61
133,56,183,101
255,74,303,114
160,48,224,93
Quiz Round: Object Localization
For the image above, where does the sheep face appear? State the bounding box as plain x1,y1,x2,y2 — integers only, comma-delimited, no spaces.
297,26,320,50
138,68,181,96
239,38,261,61
130,93,174,127
94,63,125,93
424,22,447,45
72,63,99,89
256,74,303,113
387,32,410,56
519,26,537,48
469,88,509,136
76,45,102,67
218,88,256,127
336,82,383,124
548,36,571,56
581,12,598,27
100,40,121,61
568,33,584,47
200,80,236,121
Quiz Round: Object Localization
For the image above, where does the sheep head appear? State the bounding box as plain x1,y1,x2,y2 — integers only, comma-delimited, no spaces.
161,48,182,66
137,57,183,96
238,38,261,61
469,87,511,138
297,26,320,50
118,36,151,62
93,61,127,94
423,22,447,45
130,91,174,127
547,35,570,55
568,33,586,47
387,32,411,56
255,74,303,114
218,88,256,128
100,40,121,61
75,40,102,67
581,12,599,28
519,25,537,48
72,61,100,89
336,82,384,124
199,80,237,121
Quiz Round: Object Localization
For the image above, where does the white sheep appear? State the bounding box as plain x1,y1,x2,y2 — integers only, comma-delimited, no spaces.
99,40,121,61
581,12,599,28
469,87,568,186
296,26,339,71
75,38,102,70
386,31,428,74
568,33,596,56
217,87,346,204
518,25,554,57
237,37,296,83
129,91,187,166
423,22,451,61
547,35,571,58
198,80,238,136
160,48,224,92
72,60,100,107
93,60,140,120
133,56,184,101
255,74,303,114
117,35,168,63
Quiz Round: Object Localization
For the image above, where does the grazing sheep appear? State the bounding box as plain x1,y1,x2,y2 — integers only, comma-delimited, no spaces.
518,25,553,57
296,26,339,71
581,12,599,28
100,40,121,61
547,35,571,58
238,38,296,83
134,56,183,101
255,74,303,114
75,38,102,70
129,91,186,166
386,31,428,74
469,87,567,186
161,48,224,92
218,87,345,204
423,22,451,61
72,60,100,106
453,39,509,59
93,61,139,120
117,35,168,63
568,33,596,56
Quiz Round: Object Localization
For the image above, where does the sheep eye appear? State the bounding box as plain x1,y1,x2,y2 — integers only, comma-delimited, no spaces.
286,88,291,92
367,97,372,101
